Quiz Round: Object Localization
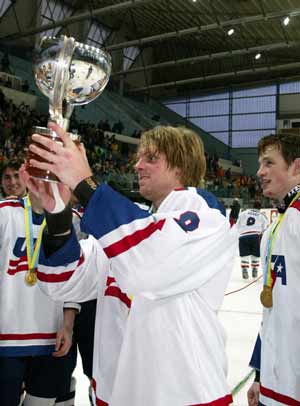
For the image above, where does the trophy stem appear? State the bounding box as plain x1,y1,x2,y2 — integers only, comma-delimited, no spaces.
50,36,76,130
62,103,74,131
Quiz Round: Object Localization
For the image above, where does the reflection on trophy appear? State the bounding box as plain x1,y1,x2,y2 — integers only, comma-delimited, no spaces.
27,35,112,182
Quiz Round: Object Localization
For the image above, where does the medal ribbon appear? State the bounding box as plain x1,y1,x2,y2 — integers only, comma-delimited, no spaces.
264,191,300,288
24,195,46,271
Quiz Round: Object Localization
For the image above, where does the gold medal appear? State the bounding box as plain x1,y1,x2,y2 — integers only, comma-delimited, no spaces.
260,285,273,308
25,270,37,286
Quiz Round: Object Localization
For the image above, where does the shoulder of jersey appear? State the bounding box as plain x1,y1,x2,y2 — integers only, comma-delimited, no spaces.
0,198,23,209
291,198,300,212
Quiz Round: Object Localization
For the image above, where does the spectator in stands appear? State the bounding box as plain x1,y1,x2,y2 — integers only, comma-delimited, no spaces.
112,120,124,134
229,198,241,226
102,119,111,132
225,167,231,181
1,53,12,74
212,153,219,175
21,80,30,93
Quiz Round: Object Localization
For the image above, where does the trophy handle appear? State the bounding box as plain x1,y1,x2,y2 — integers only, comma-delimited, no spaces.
62,102,74,131
49,36,75,130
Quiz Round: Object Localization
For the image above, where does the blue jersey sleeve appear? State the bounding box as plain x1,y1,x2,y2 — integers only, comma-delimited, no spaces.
81,184,151,239
249,334,261,371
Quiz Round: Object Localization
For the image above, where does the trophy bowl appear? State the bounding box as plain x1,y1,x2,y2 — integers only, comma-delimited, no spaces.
27,35,112,182
34,36,112,108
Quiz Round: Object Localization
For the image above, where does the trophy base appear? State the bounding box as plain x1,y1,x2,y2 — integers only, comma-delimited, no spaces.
26,126,62,183
30,174,60,183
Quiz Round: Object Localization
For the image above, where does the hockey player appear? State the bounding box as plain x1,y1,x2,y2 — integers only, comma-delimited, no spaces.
236,201,268,279
247,132,300,406
0,188,79,406
1,160,27,199
22,124,237,406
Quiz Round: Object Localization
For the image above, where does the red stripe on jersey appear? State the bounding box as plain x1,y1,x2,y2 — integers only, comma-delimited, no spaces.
105,286,131,308
37,255,84,283
260,385,300,406
106,276,116,286
88,392,232,406
9,256,27,266
0,201,23,209
104,219,166,258
96,397,109,406
37,270,75,283
7,263,29,275
92,379,109,406
188,393,233,406
291,200,300,212
91,378,232,406
0,332,56,340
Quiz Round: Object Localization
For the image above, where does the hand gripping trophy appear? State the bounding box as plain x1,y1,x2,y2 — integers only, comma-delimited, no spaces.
24,35,111,286
27,35,111,182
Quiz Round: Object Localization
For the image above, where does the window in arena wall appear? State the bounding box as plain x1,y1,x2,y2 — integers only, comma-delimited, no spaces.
231,130,274,148
280,81,300,94
39,0,72,38
164,102,187,117
123,47,140,71
161,86,277,147
86,21,111,48
0,0,12,18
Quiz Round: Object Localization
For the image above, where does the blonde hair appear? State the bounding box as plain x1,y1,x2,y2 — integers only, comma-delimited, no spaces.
138,126,206,187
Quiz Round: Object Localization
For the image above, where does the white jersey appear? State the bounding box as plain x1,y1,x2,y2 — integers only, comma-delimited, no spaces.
236,208,268,237
37,186,237,406
0,197,80,357
259,198,300,406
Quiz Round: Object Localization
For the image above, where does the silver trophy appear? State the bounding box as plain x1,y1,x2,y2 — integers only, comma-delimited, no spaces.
27,35,112,182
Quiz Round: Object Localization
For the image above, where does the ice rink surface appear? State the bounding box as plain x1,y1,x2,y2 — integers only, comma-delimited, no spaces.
74,256,263,406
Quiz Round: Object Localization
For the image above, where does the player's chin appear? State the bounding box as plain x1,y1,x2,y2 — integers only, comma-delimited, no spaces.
262,187,274,198
139,186,150,199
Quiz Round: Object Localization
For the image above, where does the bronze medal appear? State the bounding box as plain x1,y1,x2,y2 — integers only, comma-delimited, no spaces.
25,270,37,286
260,285,273,308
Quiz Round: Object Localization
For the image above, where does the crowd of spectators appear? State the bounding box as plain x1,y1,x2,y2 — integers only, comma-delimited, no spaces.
0,82,269,206
0,88,137,193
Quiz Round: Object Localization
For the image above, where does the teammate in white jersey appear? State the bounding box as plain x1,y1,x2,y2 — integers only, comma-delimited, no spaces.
0,174,79,406
1,160,26,199
22,124,237,406
236,201,268,279
247,132,300,406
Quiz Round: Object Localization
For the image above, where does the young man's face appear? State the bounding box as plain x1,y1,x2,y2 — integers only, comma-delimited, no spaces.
135,148,182,209
1,167,26,198
257,145,299,200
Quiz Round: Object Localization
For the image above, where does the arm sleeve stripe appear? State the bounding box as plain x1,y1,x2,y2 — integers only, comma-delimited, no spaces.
37,255,84,283
37,269,75,283
260,385,300,406
0,333,57,340
104,286,131,308
103,219,166,258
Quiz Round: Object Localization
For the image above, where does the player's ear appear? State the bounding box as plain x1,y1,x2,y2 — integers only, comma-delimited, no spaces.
292,157,300,176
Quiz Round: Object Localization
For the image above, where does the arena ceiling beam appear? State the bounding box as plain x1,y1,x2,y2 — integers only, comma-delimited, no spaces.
129,61,300,93
105,7,300,51
0,0,157,42
1,4,300,53
112,40,300,77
